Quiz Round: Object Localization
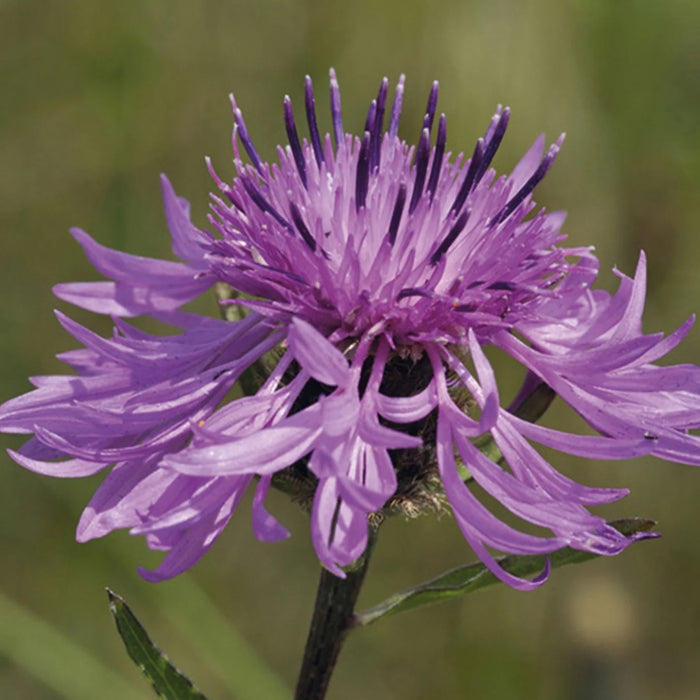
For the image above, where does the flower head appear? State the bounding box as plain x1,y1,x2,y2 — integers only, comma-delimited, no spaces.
2,71,699,588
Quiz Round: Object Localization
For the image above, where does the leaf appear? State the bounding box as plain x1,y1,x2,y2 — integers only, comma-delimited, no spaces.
352,518,657,627
107,589,209,700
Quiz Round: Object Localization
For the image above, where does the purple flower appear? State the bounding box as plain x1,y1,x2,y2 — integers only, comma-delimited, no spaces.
2,71,699,588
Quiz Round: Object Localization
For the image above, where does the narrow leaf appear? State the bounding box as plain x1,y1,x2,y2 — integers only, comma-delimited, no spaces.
107,589,209,700
353,518,656,627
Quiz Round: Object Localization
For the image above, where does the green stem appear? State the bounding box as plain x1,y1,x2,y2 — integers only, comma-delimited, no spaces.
294,526,378,700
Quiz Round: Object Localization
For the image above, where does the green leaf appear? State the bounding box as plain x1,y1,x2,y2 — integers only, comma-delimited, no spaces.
107,589,209,700
352,518,656,628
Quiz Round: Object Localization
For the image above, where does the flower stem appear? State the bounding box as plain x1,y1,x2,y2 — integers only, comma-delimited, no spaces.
294,526,378,700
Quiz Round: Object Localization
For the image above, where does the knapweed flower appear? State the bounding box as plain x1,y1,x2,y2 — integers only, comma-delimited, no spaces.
2,71,699,589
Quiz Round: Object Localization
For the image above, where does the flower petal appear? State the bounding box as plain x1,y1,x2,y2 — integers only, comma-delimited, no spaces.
164,405,323,476
288,318,350,387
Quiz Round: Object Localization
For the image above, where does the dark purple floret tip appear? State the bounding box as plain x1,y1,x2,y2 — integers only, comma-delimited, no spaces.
387,182,407,246
230,94,264,174
493,135,564,225
450,137,484,215
283,95,308,189
371,78,389,171
355,131,371,211
475,106,510,183
304,76,324,168
409,127,431,214
289,203,317,251
426,113,447,201
430,207,471,265
423,80,439,132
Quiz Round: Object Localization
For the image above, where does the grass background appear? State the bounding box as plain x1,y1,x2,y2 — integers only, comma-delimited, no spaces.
1,1,699,698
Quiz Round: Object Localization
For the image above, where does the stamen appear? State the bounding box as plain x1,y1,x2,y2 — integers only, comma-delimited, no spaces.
397,287,432,300
329,68,344,151
231,123,242,165
409,127,431,214
387,183,407,245
289,203,317,251
371,77,389,171
450,137,484,215
430,207,471,265
426,114,447,201
304,75,324,168
229,95,264,175
491,135,564,225
364,99,377,135
423,80,439,133
475,107,510,183
206,157,245,211
487,281,516,291
388,74,406,142
242,177,292,231
283,96,307,189
355,131,371,211
454,302,478,312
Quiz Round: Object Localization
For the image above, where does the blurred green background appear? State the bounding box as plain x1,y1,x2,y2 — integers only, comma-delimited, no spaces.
1,1,699,698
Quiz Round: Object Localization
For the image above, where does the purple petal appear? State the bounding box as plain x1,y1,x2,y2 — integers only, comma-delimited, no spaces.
437,414,563,555
7,448,106,477
375,383,437,422
510,415,650,460
77,459,162,541
54,229,214,316
492,420,629,505
320,391,359,437
164,405,323,476
252,475,290,542
467,330,500,430
138,490,242,583
288,318,350,387
160,174,211,265
310,477,368,577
